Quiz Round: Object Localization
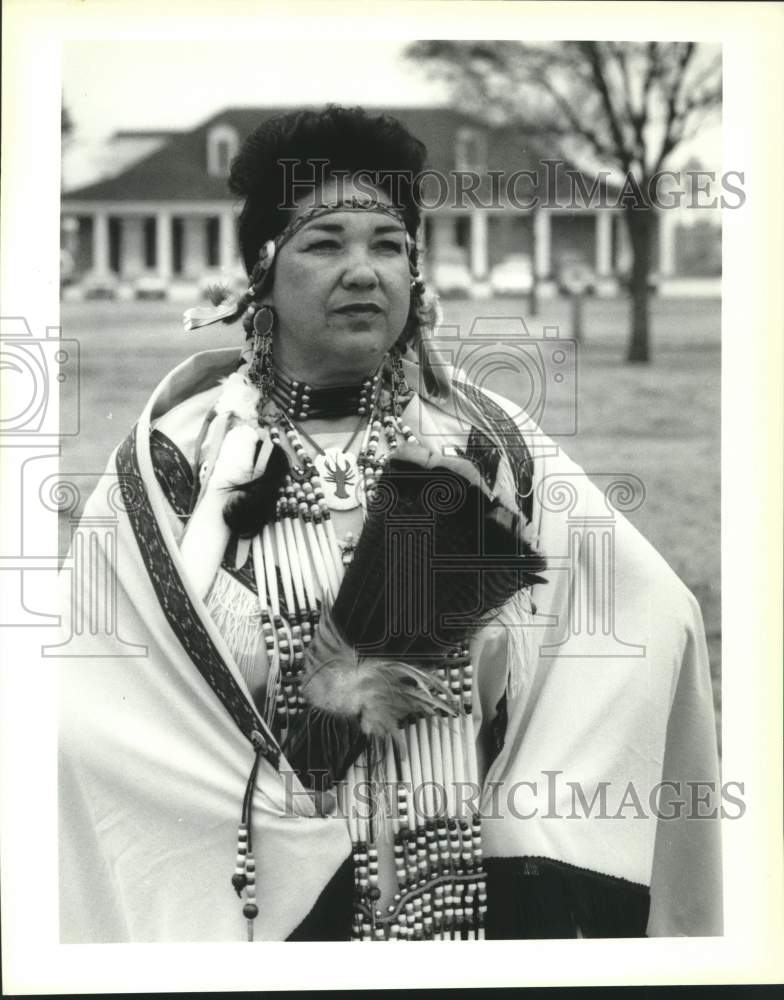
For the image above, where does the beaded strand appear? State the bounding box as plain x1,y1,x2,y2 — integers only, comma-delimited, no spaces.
342,647,486,941
233,371,490,941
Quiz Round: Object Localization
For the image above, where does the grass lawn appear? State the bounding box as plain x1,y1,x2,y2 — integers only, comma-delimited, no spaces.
59,293,721,745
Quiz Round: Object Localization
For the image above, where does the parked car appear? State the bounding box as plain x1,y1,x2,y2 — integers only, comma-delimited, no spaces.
135,275,168,300
489,253,534,296
82,272,120,300
556,252,596,296
431,246,472,297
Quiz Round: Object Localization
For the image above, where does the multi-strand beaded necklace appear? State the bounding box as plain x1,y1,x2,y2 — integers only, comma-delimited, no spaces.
246,359,413,733
214,359,489,941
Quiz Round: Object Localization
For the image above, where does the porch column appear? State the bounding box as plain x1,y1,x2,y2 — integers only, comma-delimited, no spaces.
218,208,237,272
182,216,207,279
120,217,145,280
469,209,488,280
616,214,633,273
595,210,613,276
155,210,172,281
595,209,617,296
534,208,551,278
92,210,110,277
658,211,676,277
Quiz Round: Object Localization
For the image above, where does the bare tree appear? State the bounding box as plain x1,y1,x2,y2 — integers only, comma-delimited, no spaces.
406,41,721,363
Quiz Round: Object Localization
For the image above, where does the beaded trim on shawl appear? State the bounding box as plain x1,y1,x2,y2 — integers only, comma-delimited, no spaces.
116,426,280,767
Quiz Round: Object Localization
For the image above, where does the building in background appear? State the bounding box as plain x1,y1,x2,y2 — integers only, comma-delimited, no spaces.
60,107,720,301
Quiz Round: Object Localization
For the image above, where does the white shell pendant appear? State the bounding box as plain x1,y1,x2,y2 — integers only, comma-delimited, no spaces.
314,448,361,510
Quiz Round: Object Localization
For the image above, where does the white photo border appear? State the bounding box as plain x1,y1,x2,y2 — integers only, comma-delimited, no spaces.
1,0,782,992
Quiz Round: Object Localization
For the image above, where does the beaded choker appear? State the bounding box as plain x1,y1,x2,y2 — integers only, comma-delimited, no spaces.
269,366,381,421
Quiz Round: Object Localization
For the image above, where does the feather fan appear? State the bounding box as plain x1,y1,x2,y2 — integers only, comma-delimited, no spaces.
284,456,547,788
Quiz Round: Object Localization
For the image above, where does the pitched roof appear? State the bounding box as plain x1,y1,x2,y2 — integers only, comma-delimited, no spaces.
62,135,173,194
62,104,620,207
62,104,541,203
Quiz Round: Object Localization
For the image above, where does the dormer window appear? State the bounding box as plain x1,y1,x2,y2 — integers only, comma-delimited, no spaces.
207,124,239,177
455,127,487,174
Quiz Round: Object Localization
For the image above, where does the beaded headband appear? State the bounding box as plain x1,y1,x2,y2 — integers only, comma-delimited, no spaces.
183,197,411,332
271,197,408,256
247,198,409,296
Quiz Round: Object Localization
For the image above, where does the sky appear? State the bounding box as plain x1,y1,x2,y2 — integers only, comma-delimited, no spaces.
63,40,447,138
63,39,721,169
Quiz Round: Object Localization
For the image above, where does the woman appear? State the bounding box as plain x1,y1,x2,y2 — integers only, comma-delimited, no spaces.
59,106,722,943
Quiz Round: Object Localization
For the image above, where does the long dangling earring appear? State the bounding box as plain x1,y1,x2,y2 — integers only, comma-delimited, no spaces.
248,304,276,404
408,246,426,305
404,236,443,398
388,343,410,418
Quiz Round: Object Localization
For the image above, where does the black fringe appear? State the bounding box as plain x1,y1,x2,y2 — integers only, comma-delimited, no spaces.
484,856,650,939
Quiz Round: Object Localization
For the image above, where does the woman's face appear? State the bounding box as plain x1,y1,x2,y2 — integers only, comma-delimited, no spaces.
265,178,411,385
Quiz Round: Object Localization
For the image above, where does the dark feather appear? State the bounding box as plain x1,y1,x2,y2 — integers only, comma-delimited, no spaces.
330,458,548,661
203,282,232,306
283,608,457,786
222,443,290,537
285,457,548,791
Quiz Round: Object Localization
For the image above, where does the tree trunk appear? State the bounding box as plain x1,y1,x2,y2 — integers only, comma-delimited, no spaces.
571,290,584,343
529,212,539,316
624,207,655,364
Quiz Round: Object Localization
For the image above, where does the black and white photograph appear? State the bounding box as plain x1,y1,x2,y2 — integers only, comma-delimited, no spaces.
1,0,782,993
